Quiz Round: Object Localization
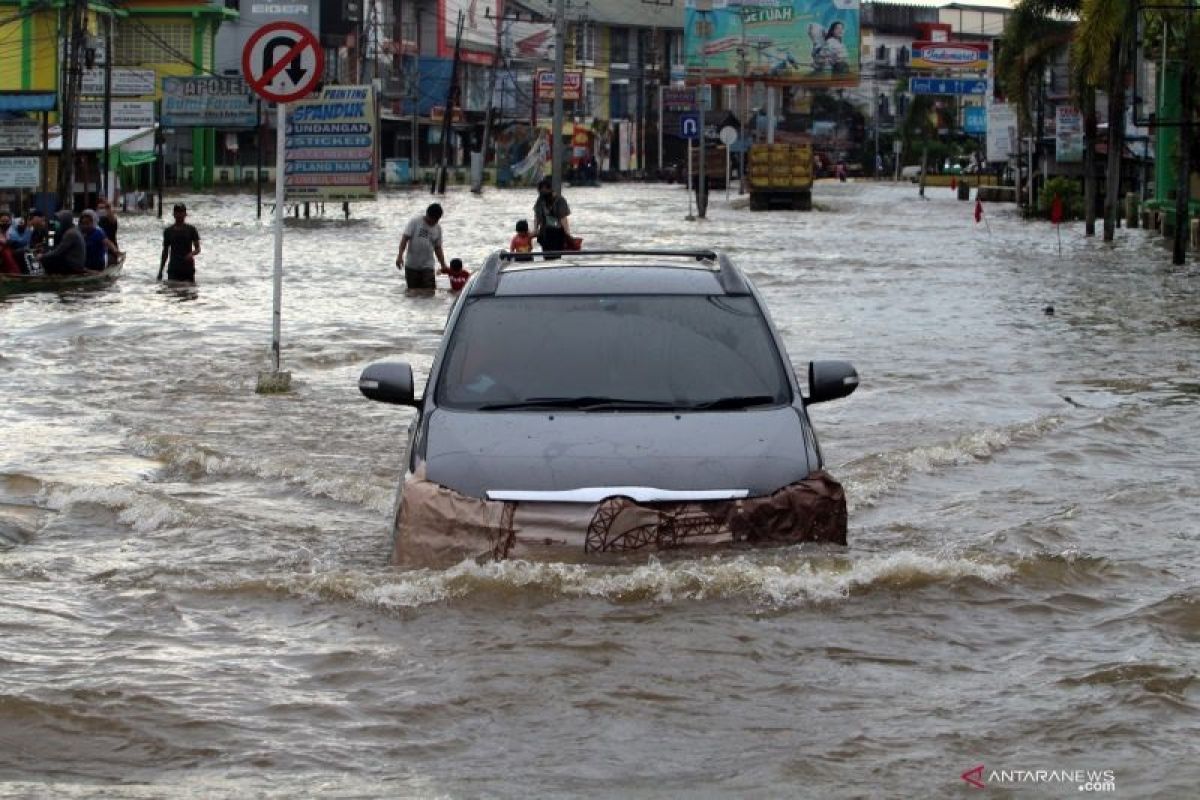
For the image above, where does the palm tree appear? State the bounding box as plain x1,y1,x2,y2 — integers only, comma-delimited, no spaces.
1073,0,1135,242
997,1,1086,221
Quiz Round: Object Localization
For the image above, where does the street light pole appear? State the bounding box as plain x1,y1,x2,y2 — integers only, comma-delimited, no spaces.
552,0,566,195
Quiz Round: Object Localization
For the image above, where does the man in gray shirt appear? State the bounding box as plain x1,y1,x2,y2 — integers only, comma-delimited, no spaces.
396,203,449,289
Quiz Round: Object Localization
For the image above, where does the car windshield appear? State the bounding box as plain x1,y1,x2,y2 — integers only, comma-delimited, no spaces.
436,294,792,410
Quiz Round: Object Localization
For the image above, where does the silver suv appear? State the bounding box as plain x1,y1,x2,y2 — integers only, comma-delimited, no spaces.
359,250,858,565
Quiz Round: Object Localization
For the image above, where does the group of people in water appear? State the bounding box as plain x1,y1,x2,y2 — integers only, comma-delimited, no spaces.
394,177,575,291
1,199,202,283
1,201,123,276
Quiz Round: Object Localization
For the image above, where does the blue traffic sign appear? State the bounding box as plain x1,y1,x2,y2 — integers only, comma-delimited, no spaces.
963,106,987,135
911,78,987,96
680,112,700,140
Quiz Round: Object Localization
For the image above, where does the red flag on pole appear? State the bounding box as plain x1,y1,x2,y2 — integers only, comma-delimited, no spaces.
974,198,983,223
1050,194,1064,225
950,176,957,191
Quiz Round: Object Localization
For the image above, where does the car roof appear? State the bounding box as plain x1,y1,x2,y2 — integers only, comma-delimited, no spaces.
471,249,752,297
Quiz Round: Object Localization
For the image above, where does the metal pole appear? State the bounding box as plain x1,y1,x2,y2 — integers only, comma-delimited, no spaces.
657,84,663,173
697,8,707,218
103,11,112,200
255,99,263,220
272,102,286,372
551,0,566,194
472,5,503,194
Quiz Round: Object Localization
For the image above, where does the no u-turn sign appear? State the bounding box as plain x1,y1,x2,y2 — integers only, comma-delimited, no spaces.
242,21,324,104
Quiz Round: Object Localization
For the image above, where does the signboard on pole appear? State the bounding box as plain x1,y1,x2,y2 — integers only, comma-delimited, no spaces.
963,105,987,135
0,120,42,150
986,102,1016,161
1055,105,1083,162
0,156,40,188
910,77,987,96
536,70,582,101
77,100,156,128
284,84,378,202
162,76,257,128
680,112,700,140
242,21,324,104
81,68,157,97
911,41,989,71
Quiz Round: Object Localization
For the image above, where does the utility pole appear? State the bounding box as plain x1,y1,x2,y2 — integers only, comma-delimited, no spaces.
102,11,113,201
551,0,566,194
57,0,87,208
1172,10,1193,265
411,4,420,178
472,6,504,193
434,11,464,194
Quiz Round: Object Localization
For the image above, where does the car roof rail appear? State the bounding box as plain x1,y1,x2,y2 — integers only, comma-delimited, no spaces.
472,249,749,296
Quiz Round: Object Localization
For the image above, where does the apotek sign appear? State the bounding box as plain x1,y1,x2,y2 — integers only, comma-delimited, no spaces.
162,76,257,128
536,70,583,101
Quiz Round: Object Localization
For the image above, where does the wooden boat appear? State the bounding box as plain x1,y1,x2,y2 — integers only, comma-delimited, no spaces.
0,255,125,294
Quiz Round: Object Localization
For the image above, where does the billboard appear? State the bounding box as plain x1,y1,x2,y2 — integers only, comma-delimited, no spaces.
0,156,40,188
536,70,583,101
162,76,257,128
443,0,498,58
986,102,1016,162
911,41,989,71
684,0,861,87
285,85,378,202
1055,106,1083,162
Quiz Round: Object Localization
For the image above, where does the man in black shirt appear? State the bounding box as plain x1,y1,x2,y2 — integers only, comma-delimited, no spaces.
159,203,201,282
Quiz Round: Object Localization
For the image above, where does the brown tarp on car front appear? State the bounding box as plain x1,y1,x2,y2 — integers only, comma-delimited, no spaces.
391,465,847,567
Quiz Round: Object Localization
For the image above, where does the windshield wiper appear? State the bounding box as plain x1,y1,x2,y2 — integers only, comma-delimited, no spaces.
685,395,779,410
477,396,682,411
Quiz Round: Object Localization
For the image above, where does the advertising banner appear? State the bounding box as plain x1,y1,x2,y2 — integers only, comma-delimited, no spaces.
911,41,989,71
0,120,41,150
504,20,553,61
77,100,156,128
684,0,861,87
1055,105,1083,163
443,0,498,55
536,70,583,101
285,85,378,202
0,156,40,188
162,76,257,128
81,68,157,97
986,102,1016,162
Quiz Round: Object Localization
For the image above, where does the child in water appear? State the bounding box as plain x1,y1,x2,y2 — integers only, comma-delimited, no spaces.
510,219,534,254
444,258,470,291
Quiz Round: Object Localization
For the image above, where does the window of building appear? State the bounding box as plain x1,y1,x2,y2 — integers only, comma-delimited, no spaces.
610,27,630,66
574,22,596,66
114,18,200,66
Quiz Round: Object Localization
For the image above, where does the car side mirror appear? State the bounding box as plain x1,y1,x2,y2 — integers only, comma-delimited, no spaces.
806,360,858,404
359,361,418,406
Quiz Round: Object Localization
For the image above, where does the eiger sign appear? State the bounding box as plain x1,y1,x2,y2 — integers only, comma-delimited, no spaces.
911,42,989,71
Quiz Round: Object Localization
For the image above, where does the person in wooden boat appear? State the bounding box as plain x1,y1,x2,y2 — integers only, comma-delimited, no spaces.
78,210,122,271
37,211,87,275
159,203,201,283
95,199,119,249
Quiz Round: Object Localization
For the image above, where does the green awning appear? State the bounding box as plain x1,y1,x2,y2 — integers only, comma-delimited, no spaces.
113,150,156,168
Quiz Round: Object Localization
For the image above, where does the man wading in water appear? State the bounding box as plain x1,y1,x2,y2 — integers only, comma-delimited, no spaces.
396,203,449,290
159,203,201,282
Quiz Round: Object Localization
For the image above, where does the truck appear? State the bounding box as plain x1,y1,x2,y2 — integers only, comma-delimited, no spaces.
748,143,813,211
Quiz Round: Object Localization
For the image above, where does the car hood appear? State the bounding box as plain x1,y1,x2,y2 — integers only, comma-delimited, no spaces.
421,407,817,499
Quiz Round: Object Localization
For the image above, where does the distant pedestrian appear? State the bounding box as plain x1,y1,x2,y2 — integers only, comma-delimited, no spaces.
532,176,571,253
159,203,201,282
396,203,448,290
875,152,884,179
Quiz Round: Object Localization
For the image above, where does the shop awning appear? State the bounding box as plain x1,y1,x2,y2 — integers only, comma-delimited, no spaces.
47,127,156,153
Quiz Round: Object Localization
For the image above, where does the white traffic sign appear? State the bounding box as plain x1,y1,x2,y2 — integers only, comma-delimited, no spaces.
719,125,738,146
241,21,323,104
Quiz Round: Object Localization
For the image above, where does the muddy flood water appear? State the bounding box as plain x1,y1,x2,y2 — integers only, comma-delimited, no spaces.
1,182,1198,798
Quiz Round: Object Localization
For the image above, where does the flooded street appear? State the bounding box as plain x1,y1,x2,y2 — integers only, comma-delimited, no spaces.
2,181,1198,797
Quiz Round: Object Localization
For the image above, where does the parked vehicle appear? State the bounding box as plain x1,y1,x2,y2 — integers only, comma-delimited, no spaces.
358,249,859,566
